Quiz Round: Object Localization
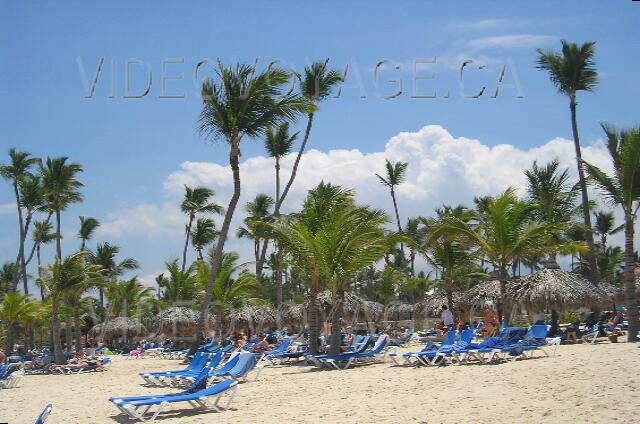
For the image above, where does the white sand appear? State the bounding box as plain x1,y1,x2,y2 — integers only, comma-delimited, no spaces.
1,342,639,423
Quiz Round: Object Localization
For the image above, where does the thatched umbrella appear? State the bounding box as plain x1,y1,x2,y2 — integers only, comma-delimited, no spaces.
152,306,214,337
89,317,146,342
511,265,606,312
228,304,277,324
315,290,367,314
415,291,465,317
461,280,514,309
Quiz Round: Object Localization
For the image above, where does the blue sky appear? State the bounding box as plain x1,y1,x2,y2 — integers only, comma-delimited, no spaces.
1,1,639,289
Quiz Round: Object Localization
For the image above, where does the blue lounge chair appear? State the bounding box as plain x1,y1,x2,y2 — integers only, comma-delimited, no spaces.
392,330,457,366
140,352,213,386
581,324,600,344
110,368,238,422
211,351,261,381
506,325,560,360
164,352,226,386
34,404,53,424
0,362,23,388
461,327,531,363
319,335,390,370
305,335,371,367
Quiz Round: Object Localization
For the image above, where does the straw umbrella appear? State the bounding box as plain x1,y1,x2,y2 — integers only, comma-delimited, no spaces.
89,317,146,343
152,306,214,338
462,280,514,309
415,290,465,317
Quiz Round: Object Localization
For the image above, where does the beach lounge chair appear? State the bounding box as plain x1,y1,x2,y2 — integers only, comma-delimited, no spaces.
140,352,214,386
510,325,561,360
431,329,476,365
392,330,457,366
581,324,600,344
159,352,225,387
305,335,371,367
34,404,53,424
455,327,527,364
0,363,23,388
110,368,238,422
210,351,262,381
319,335,390,370
263,344,309,365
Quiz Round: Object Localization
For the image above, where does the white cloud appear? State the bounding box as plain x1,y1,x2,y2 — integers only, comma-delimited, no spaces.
0,202,15,215
448,19,525,32
468,34,557,50
99,125,629,270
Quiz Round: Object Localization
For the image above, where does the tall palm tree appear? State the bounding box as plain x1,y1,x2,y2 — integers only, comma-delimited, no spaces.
0,262,17,298
376,159,409,259
432,188,583,323
582,123,640,342
190,218,218,262
274,60,343,213
89,242,139,310
156,259,198,303
1,292,38,355
0,148,39,293
193,61,306,352
16,174,46,294
236,194,274,277
31,220,56,297
404,217,427,276
40,156,84,261
593,211,623,250
78,216,100,251
261,123,299,302
536,40,599,282
106,277,153,318
180,186,223,272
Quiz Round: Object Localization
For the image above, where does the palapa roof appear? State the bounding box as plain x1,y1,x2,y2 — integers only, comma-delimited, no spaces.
462,280,514,309
228,304,277,324
152,306,214,335
415,290,465,316
511,267,606,311
89,317,146,339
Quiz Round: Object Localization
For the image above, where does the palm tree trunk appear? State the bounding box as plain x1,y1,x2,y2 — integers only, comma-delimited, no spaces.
51,299,65,364
497,266,508,325
623,213,638,342
390,188,405,259
55,209,62,261
181,214,194,272
20,213,32,295
275,250,284,323
569,95,598,283
10,181,25,293
308,270,320,354
65,307,72,353
329,289,344,356
3,322,16,356
192,139,242,354
37,246,45,300
74,300,83,352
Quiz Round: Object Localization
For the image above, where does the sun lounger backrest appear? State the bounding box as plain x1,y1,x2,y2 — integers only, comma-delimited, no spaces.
441,330,457,346
369,335,389,353
214,353,240,375
355,336,372,352
226,352,257,378
34,403,53,424
529,325,548,339
458,329,474,344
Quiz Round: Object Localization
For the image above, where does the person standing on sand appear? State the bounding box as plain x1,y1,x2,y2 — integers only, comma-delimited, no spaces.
441,305,454,330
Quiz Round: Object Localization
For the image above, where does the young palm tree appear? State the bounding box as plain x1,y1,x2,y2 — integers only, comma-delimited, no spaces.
40,156,84,261
78,216,100,251
190,218,218,262
537,40,599,282
376,159,409,259
30,220,56,297
156,259,198,303
106,277,153,318
404,217,427,276
236,194,274,277
180,186,223,272
582,124,640,342
275,60,343,213
194,61,306,351
0,148,39,293
0,262,17,298
1,292,38,355
89,242,139,310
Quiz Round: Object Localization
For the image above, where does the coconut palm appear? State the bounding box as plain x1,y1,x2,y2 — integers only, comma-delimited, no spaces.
156,259,199,303
536,40,599,282
376,159,409,259
581,124,640,342
1,292,38,355
405,217,427,276
15,174,46,293
275,60,343,213
0,262,16,298
107,277,153,318
0,148,39,293
593,211,623,250
236,194,274,277
180,186,223,272
89,242,139,310
40,156,84,261
78,216,100,251
432,188,583,323
31,220,56,297
190,218,218,262
194,61,306,352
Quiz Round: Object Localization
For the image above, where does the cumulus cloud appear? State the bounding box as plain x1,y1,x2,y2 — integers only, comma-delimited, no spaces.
0,202,16,215
99,124,625,269
468,34,557,50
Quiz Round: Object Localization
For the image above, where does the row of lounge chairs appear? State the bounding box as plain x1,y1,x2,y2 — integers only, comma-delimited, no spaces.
112,350,262,421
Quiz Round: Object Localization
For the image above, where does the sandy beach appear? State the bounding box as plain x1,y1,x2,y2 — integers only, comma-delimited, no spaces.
1,342,639,424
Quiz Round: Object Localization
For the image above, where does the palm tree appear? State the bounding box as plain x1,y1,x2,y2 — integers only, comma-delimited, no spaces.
432,188,583,323
269,182,356,354
582,123,640,342
30,220,56,297
40,156,84,261
376,159,409,259
156,259,199,303
180,186,223,272
536,40,599,282
195,252,259,339
64,258,104,352
0,148,39,293
593,211,623,250
107,277,153,318
78,216,100,251
404,217,427,276
194,61,306,352
236,194,274,277
1,292,38,355
15,174,46,294
0,262,17,298
274,60,343,213
190,218,218,262
89,242,139,310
